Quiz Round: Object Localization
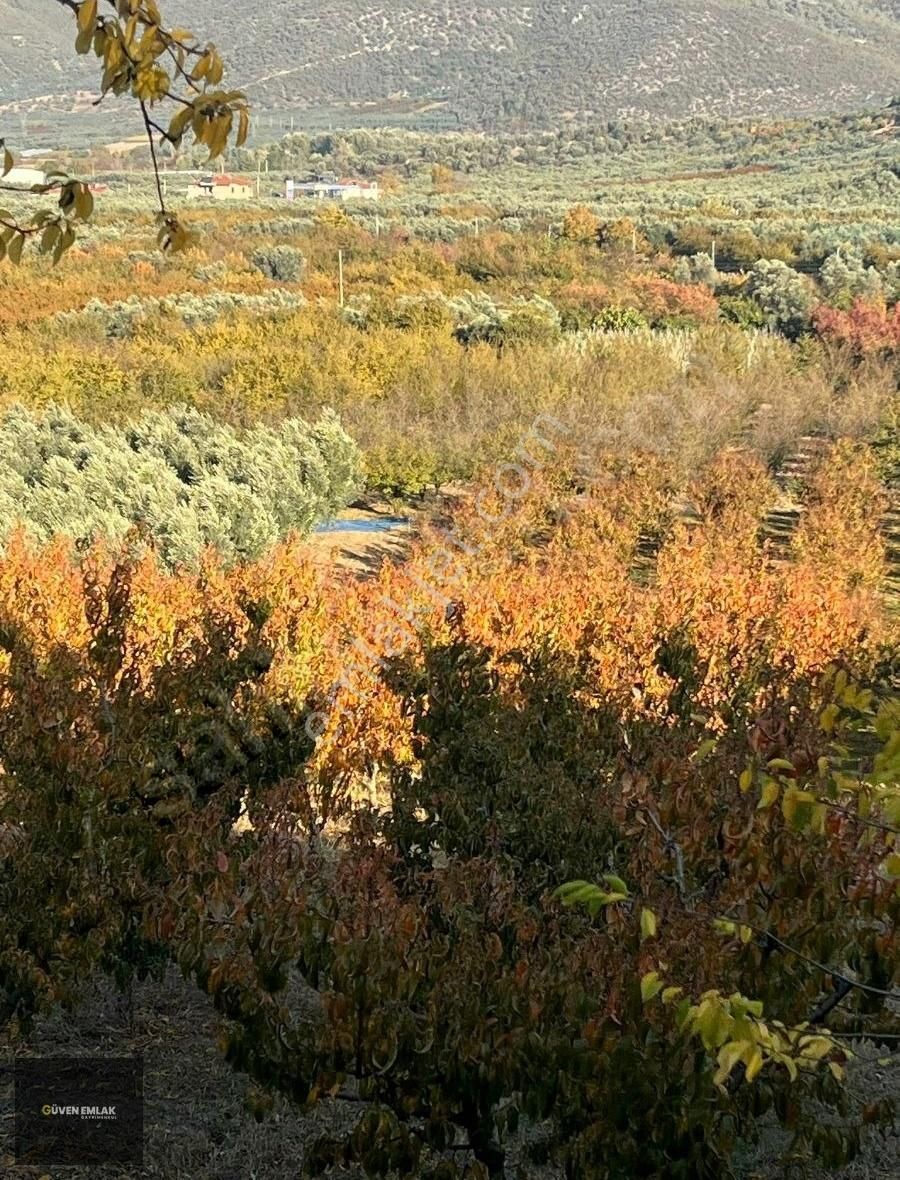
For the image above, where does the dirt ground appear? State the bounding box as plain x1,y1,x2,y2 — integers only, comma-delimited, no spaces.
302,506,414,576
0,967,896,1180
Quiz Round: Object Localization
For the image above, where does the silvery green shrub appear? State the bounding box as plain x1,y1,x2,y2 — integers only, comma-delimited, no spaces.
448,292,561,346
243,218,315,237
673,252,719,288
593,306,650,332
193,260,229,283
0,404,361,569
250,245,306,283
56,290,306,338
745,259,815,340
341,295,374,330
819,245,884,307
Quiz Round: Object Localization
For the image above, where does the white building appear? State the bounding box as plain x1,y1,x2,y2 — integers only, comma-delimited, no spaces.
3,166,46,189
285,178,378,202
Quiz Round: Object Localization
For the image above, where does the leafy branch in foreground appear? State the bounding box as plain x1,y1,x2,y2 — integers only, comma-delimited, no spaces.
0,0,249,262
560,674,900,1094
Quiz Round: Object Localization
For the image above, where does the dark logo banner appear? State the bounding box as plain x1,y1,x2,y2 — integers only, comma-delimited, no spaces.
15,1056,143,1166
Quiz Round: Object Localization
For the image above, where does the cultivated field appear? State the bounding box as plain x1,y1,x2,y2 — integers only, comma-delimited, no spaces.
0,109,897,1178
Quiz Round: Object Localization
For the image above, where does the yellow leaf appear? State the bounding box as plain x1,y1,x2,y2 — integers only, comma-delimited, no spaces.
714,1040,746,1087
206,50,224,85
828,1061,845,1082
168,105,193,143
75,0,97,52
77,0,97,35
743,1045,764,1081
758,779,780,809
640,907,657,941
694,738,717,761
798,1036,834,1062
237,106,250,148
206,113,231,160
739,768,753,794
640,971,663,1003
192,51,210,81
123,13,139,51
820,703,840,734
695,998,733,1050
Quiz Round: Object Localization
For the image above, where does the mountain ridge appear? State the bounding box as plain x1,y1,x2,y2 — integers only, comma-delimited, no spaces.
0,0,898,129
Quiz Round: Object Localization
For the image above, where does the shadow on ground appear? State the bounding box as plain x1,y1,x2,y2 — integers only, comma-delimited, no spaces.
1,968,895,1179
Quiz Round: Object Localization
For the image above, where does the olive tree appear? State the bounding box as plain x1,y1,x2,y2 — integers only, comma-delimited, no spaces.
746,259,815,340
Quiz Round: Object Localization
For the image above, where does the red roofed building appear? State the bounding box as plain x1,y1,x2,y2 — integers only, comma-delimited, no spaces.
186,173,254,200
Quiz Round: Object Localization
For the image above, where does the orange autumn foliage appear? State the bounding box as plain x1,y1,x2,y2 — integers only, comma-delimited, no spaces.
813,298,900,357
0,445,890,799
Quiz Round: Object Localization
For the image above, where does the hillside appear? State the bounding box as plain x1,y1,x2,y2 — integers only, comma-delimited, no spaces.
0,0,898,129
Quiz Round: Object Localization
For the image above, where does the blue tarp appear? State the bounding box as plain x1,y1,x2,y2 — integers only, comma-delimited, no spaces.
313,518,409,534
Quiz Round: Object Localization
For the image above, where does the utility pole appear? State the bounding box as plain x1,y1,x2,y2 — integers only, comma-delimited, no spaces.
375,212,380,237
338,249,344,308
711,237,717,268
